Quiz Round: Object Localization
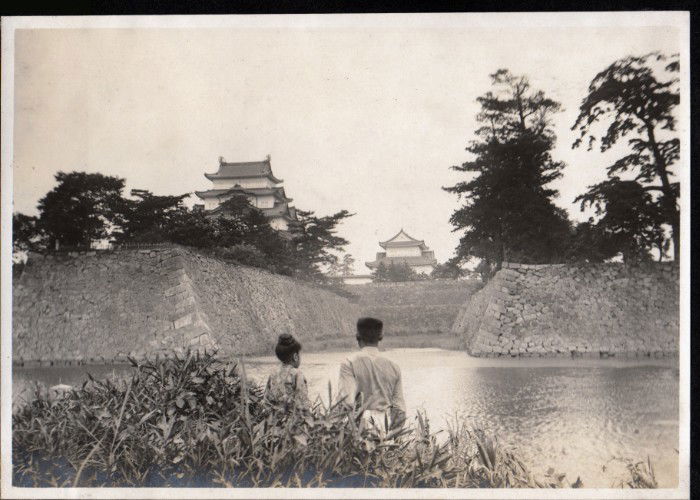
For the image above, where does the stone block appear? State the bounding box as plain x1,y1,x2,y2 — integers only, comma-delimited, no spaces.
173,313,194,329
162,255,186,270
170,268,187,279
165,282,190,297
174,295,196,312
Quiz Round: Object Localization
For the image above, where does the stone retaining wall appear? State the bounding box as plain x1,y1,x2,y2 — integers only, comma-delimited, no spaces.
452,262,679,358
12,246,360,364
346,280,481,335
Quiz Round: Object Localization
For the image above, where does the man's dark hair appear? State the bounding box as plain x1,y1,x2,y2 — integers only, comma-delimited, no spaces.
275,333,301,364
356,317,383,343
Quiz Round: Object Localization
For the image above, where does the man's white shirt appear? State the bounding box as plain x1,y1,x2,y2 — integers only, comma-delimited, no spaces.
337,346,406,417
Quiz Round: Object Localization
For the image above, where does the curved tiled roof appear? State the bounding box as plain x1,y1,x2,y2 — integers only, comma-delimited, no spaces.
379,228,428,250
261,202,297,221
194,188,231,198
194,186,292,202
204,158,283,183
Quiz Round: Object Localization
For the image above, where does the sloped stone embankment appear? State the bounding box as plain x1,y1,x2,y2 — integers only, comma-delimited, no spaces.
346,280,481,335
12,246,360,364
451,262,679,358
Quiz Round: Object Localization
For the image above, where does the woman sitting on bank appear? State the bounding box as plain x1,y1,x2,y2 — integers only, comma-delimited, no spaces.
265,333,309,409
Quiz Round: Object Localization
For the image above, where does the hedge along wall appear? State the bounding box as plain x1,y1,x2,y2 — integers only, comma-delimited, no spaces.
451,262,679,358
346,280,482,335
12,246,360,364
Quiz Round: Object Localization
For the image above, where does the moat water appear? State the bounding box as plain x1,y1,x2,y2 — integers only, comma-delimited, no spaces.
13,348,679,488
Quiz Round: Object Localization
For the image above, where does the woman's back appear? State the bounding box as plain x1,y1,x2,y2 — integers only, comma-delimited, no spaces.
265,363,309,407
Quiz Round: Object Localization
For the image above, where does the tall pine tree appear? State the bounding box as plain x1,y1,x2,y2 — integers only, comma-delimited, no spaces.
444,70,571,279
571,52,680,261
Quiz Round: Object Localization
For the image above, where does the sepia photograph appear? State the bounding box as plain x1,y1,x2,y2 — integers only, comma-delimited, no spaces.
0,12,690,499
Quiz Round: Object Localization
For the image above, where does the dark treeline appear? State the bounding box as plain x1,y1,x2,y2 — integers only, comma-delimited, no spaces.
371,260,466,282
444,52,680,281
13,174,353,285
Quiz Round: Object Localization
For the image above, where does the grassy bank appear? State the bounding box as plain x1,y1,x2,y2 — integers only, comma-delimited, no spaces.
12,351,656,488
303,332,461,352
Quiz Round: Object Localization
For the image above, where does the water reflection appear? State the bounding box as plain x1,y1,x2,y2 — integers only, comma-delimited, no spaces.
13,348,679,488
244,348,679,488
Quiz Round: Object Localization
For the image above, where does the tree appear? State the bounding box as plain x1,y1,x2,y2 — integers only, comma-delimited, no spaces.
215,196,287,257
328,253,356,277
372,262,390,282
125,193,353,282
572,52,680,260
22,169,355,282
291,209,354,281
37,171,125,248
165,195,294,273
371,262,419,282
13,213,48,255
431,259,465,279
574,179,666,263
114,189,190,243
163,209,220,249
565,221,616,264
340,254,355,277
444,69,572,278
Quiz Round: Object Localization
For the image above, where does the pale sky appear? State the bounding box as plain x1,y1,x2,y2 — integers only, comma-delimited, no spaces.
11,18,683,271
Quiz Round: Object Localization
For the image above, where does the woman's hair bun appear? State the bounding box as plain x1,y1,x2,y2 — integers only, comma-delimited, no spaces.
275,333,301,363
278,333,296,346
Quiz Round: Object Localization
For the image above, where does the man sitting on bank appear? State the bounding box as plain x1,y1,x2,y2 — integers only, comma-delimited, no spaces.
337,317,406,434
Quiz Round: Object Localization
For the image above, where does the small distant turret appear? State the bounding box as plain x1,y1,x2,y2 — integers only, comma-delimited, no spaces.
366,229,437,274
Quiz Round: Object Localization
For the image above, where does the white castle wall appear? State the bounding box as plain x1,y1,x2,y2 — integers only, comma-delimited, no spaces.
386,246,422,257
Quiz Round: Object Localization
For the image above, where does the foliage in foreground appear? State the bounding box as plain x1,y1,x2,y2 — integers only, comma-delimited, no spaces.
13,351,658,489
15,351,572,488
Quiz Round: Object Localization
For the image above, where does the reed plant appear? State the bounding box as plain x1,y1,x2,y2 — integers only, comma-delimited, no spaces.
609,457,658,488
10,350,648,488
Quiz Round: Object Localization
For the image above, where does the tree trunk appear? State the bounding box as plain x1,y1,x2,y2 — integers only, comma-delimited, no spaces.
645,123,680,261
670,223,680,261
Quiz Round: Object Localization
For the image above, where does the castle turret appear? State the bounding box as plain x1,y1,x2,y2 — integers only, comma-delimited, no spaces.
365,229,437,275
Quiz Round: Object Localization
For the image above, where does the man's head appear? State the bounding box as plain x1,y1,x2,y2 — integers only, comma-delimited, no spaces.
356,317,383,347
275,333,302,368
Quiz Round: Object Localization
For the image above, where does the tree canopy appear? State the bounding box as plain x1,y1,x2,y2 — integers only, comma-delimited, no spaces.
574,180,667,263
12,213,47,255
444,69,571,279
431,259,466,280
329,254,356,277
36,171,126,248
290,209,354,281
572,52,680,261
13,173,353,285
371,262,427,282
114,189,190,243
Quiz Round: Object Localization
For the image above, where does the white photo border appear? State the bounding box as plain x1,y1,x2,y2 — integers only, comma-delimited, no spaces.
0,11,690,500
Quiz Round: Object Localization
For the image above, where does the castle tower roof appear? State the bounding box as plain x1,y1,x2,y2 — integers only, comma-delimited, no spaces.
204,156,283,183
379,228,428,250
